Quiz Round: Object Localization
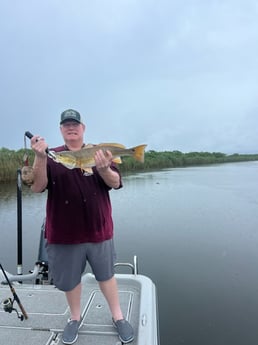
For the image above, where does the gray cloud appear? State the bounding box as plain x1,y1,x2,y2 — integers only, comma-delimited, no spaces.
1,0,258,153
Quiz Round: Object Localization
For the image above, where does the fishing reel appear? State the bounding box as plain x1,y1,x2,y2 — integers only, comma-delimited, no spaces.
2,297,24,321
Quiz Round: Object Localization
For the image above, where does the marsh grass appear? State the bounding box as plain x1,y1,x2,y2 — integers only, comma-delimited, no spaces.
0,147,258,183
0,148,35,183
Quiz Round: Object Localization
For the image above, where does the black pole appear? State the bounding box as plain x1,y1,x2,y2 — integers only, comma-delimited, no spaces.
17,169,23,276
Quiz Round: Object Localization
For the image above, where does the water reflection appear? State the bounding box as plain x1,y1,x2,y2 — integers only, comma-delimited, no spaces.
1,162,258,345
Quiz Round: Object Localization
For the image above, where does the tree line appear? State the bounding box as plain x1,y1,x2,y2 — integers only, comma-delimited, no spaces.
119,150,258,173
0,147,258,183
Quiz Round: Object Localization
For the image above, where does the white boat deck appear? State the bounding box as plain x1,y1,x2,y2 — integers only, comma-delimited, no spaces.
0,268,159,344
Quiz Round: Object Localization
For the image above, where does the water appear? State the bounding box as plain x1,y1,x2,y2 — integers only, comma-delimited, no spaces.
1,161,258,345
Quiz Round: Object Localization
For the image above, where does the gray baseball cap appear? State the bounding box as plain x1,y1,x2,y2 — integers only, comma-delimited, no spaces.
60,109,84,124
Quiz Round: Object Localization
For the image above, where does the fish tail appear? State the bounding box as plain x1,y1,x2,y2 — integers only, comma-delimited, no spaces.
132,144,147,163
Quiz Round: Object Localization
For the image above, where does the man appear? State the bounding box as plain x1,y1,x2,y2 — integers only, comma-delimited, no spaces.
30,109,134,344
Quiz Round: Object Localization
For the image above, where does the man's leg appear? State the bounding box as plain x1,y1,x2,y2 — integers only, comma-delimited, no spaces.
65,282,82,321
98,276,134,343
98,276,123,321
89,240,134,343
62,283,82,344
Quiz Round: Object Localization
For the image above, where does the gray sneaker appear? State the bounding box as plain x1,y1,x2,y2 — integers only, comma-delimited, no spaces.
113,318,134,343
62,318,82,344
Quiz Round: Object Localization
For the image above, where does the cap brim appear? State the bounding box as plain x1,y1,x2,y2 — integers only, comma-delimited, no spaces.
60,119,81,125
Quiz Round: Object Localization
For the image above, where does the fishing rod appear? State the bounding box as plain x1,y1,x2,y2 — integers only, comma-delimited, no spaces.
0,263,28,321
25,131,56,159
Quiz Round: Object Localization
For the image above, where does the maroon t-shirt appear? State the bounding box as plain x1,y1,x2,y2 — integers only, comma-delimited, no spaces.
44,145,122,244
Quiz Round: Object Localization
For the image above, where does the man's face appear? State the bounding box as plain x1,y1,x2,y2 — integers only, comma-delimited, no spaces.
60,121,85,141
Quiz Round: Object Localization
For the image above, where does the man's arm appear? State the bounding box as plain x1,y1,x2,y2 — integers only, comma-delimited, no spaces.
95,150,121,189
30,136,49,192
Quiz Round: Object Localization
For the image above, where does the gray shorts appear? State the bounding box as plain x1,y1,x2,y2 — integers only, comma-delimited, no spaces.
46,239,116,291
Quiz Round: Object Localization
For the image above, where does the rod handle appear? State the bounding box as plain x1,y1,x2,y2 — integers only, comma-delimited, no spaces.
16,296,29,320
11,289,28,320
25,131,49,154
25,131,34,139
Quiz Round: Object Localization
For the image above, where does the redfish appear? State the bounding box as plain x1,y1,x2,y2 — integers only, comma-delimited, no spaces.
50,143,147,175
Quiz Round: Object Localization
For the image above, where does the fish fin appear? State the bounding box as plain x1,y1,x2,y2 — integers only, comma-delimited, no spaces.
112,157,122,164
82,167,93,175
131,144,147,163
98,143,126,149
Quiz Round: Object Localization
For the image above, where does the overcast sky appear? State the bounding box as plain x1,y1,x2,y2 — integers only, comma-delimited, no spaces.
1,0,258,154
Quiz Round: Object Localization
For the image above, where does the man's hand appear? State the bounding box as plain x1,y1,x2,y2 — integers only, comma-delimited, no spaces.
94,149,113,171
94,150,120,188
31,135,48,158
